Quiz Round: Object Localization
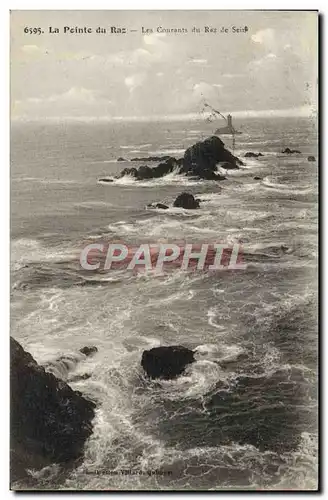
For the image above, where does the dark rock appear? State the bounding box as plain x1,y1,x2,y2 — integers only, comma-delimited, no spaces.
244,152,263,158
282,148,301,154
98,178,114,183
119,167,138,178
130,155,173,163
117,157,126,162
151,159,176,178
117,160,176,181
219,162,236,170
136,165,154,180
173,192,200,209
186,165,226,180
141,345,195,379
146,203,169,210
253,176,262,180
80,346,98,357
121,158,178,181
181,136,243,179
10,337,96,482
69,373,92,383
155,203,169,209
113,138,241,183
308,156,316,162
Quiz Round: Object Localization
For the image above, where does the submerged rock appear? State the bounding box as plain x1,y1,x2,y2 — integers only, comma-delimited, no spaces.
282,147,301,154
147,202,169,210
117,157,126,162
173,192,200,209
253,176,262,180
141,345,195,379
308,156,316,162
244,152,264,158
80,346,98,357
10,337,96,482
69,373,92,383
98,178,114,183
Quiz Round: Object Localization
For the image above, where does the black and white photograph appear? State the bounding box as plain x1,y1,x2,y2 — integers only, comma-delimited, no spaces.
10,9,318,491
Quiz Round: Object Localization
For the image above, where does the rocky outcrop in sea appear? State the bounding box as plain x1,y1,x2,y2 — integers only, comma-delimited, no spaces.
113,136,243,182
141,345,195,379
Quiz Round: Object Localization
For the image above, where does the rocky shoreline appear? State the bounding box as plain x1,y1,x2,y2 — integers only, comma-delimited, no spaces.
10,338,96,484
10,337,199,483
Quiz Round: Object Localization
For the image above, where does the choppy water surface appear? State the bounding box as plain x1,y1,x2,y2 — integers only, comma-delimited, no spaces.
11,117,318,490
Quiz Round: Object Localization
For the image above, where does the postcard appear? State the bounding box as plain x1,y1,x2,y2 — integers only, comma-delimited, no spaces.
10,10,318,491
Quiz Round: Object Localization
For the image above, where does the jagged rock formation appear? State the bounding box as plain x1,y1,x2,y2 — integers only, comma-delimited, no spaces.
118,159,177,181
112,136,242,182
282,147,301,154
181,136,243,177
10,337,96,483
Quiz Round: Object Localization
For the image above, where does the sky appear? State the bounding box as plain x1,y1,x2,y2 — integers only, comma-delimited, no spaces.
10,10,318,120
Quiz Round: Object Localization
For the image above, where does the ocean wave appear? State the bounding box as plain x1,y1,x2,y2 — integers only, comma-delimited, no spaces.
11,119,318,491
262,176,314,195
148,148,186,156
11,238,77,271
12,177,81,185
75,201,114,209
104,172,205,187
26,431,318,491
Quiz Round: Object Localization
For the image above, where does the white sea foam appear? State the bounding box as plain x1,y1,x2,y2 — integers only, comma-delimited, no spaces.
262,175,313,194
109,172,204,187
11,238,76,270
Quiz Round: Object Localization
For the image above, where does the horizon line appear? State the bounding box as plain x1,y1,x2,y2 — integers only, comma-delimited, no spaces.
11,106,316,123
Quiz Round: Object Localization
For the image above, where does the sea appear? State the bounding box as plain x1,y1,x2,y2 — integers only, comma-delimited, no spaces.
11,116,318,490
